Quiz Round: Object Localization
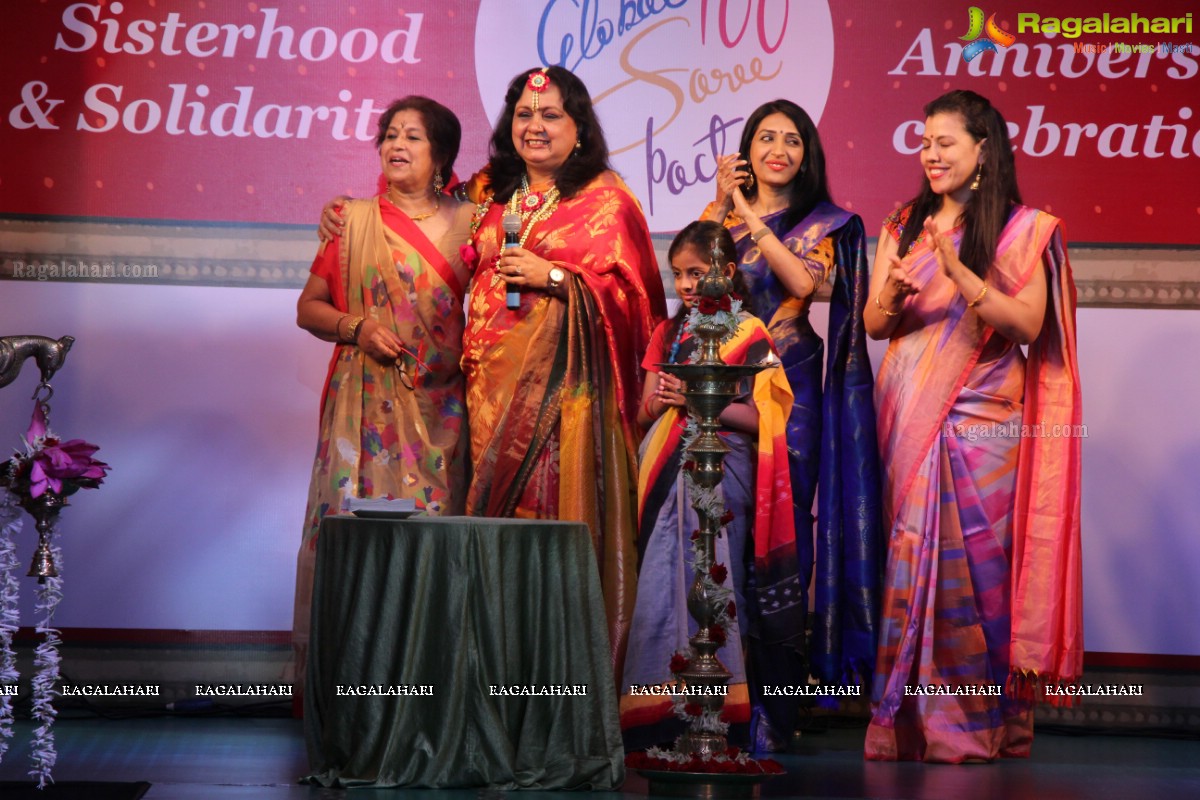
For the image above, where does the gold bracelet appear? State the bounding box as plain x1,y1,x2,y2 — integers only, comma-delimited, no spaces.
875,294,901,317
967,283,989,308
346,315,366,342
335,313,350,341
751,227,773,244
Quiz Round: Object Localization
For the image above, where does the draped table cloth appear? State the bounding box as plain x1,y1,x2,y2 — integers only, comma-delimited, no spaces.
303,515,624,789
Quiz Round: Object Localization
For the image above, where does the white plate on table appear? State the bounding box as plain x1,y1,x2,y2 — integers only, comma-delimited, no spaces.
347,498,419,519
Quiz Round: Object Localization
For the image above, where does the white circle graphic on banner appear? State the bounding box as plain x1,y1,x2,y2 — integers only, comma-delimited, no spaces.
475,1,833,233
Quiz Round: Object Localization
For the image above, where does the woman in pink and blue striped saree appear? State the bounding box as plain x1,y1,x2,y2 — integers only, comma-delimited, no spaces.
864,90,1082,763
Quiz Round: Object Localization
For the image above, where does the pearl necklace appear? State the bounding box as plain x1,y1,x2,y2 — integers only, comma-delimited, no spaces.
501,174,561,248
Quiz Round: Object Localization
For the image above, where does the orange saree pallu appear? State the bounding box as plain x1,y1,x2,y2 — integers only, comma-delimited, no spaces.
293,198,469,697
619,313,795,745
866,205,1082,762
461,171,666,678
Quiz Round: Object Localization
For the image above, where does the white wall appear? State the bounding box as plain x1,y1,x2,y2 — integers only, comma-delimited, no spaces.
1,281,324,630
2,280,1199,655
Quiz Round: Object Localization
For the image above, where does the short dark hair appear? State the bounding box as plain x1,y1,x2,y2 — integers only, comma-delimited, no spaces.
374,96,462,190
486,67,610,201
737,99,831,231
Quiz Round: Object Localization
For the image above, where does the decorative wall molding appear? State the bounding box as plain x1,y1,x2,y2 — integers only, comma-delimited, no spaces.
3,218,1199,308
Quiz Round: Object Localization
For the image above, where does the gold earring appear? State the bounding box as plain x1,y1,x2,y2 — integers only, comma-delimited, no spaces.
433,173,444,195
744,170,755,190
970,166,982,191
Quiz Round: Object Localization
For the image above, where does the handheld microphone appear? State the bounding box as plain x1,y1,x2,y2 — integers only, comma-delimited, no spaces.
502,213,522,310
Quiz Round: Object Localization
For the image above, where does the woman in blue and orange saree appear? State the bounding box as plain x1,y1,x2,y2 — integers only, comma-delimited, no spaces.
702,100,884,748
292,97,470,700
619,221,795,750
460,67,666,682
864,90,1083,763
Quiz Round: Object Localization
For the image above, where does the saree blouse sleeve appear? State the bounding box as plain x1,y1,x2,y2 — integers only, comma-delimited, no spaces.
883,205,913,243
803,234,835,292
310,236,348,312
641,319,672,374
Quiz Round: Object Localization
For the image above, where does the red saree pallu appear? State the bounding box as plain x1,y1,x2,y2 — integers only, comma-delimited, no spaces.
461,170,666,681
867,205,1082,762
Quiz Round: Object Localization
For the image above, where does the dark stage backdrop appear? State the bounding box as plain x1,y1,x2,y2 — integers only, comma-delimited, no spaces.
0,0,1197,243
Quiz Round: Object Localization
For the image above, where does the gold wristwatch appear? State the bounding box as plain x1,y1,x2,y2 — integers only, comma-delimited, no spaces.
547,267,565,294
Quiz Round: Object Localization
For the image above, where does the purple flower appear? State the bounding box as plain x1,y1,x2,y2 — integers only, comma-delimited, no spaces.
14,404,109,498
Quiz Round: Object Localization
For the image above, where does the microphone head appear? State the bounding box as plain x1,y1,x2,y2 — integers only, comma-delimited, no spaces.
502,213,522,235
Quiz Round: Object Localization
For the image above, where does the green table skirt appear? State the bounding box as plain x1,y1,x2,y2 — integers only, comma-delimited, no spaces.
304,515,624,789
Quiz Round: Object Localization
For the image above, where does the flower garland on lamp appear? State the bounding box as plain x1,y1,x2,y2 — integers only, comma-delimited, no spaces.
626,242,783,792
0,382,108,788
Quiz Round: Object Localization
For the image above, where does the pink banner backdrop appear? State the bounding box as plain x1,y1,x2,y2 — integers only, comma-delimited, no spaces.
1,0,1196,243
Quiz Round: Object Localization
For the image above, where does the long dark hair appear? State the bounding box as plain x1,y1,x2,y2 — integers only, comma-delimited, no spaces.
662,220,754,352
896,90,1021,278
737,99,831,231
487,66,610,201
374,96,461,191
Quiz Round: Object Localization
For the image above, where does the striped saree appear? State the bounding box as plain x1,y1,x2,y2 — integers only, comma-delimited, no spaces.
619,312,794,744
866,205,1082,762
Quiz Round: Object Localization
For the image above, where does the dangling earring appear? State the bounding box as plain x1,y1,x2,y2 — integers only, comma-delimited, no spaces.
433,172,444,196
573,139,582,156
743,170,755,190
970,166,982,191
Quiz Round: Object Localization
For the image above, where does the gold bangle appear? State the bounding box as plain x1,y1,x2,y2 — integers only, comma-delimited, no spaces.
875,294,900,317
335,313,350,340
751,227,773,244
346,315,366,342
967,283,988,308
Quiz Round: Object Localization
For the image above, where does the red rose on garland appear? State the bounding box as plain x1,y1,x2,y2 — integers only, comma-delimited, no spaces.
698,296,719,315
709,562,728,584
669,653,691,674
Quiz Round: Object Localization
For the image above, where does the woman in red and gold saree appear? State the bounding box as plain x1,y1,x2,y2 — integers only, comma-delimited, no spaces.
292,97,469,701
460,67,666,680
865,91,1082,763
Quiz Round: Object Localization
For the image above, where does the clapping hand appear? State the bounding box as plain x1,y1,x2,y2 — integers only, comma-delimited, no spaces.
714,153,752,211
656,373,687,408
923,218,965,278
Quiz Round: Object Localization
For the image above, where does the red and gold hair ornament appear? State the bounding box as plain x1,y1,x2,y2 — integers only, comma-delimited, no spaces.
526,68,550,110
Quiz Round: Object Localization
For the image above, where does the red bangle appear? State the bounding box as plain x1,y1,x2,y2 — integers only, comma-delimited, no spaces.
642,395,657,419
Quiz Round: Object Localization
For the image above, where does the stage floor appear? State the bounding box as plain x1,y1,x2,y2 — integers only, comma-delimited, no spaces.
0,717,1196,798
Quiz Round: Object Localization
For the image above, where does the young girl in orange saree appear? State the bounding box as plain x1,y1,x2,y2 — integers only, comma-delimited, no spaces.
619,221,796,750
